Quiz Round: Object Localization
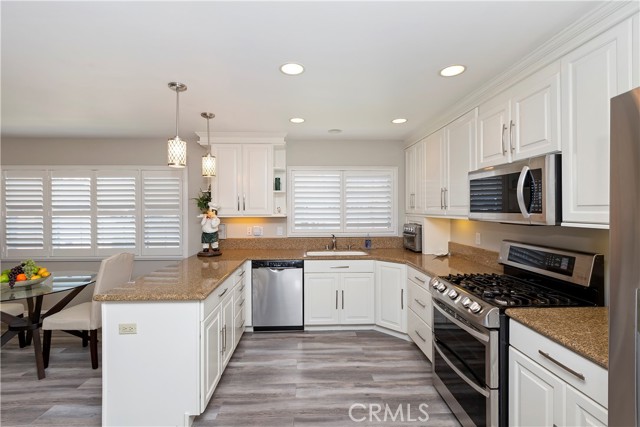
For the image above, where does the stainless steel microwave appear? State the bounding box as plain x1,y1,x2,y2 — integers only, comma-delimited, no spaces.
468,154,561,225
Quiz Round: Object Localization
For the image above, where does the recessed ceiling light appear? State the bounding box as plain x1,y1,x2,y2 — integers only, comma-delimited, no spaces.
391,118,408,124
328,129,342,134
290,117,305,124
439,65,466,77
280,63,305,75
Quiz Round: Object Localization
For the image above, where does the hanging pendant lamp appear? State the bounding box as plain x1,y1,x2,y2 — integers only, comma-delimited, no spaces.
167,82,187,168
201,112,216,177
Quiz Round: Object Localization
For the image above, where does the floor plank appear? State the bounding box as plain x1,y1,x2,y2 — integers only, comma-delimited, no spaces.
1,329,460,426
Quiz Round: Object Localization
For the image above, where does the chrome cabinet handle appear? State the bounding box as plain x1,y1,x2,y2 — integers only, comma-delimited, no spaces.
237,195,240,211
342,290,344,310
218,287,229,297
538,350,586,381
401,289,404,309
239,284,245,292
414,298,426,308
239,298,245,307
220,326,225,354
440,188,444,209
444,188,448,210
509,120,515,153
238,270,245,277
336,290,338,310
330,266,350,269
243,194,246,211
414,330,427,342
414,276,426,284
501,123,508,154
240,319,245,328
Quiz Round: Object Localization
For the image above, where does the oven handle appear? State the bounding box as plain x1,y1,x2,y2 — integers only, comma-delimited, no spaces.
433,301,489,343
434,341,490,398
516,165,532,219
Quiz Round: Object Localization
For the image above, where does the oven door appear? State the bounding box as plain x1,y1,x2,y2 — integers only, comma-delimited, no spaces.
432,301,499,427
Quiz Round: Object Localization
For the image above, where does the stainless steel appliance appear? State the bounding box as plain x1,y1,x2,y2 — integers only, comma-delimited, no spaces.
403,223,422,252
609,87,640,426
468,154,561,225
252,260,304,331
430,240,604,426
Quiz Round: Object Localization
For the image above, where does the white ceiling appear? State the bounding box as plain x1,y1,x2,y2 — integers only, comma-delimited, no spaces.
1,1,602,142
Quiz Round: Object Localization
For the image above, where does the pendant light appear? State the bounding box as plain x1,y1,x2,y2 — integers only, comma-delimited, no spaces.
167,82,187,168
201,112,216,177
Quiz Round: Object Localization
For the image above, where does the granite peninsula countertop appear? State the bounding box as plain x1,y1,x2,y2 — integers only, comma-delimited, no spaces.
94,248,501,302
506,307,609,369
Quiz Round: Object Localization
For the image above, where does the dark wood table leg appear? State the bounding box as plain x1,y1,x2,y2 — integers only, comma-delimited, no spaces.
31,322,46,379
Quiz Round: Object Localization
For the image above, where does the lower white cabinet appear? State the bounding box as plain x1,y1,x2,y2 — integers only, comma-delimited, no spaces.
509,320,608,426
220,291,235,368
375,261,407,333
406,266,433,361
200,305,222,410
304,262,375,326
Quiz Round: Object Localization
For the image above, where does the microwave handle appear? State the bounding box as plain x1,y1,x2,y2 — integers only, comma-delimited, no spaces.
516,165,532,219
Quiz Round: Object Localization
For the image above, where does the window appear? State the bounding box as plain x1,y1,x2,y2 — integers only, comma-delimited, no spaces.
289,167,397,236
1,167,185,259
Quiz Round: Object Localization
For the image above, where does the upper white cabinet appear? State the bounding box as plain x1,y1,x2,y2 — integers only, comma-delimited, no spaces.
476,63,561,169
424,109,477,218
405,139,426,214
561,17,636,227
375,261,407,333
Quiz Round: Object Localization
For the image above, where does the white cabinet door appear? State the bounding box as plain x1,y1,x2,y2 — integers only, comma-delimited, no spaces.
213,145,242,215
566,386,608,427
304,273,340,325
200,305,221,411
341,273,375,324
561,18,634,226
375,262,407,333
510,63,561,161
477,96,511,169
242,144,273,216
510,347,565,427
405,141,426,214
221,292,235,368
405,146,416,213
444,109,476,217
424,129,445,215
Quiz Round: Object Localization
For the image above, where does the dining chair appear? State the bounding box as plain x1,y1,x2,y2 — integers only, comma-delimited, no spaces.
0,302,27,347
42,252,134,369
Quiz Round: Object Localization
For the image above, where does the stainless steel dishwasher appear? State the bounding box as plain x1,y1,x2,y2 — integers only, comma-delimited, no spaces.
252,260,304,331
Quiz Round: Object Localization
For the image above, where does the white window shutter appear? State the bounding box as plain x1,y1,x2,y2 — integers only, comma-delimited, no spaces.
2,170,48,257
345,171,394,232
50,171,93,256
290,171,342,233
96,172,138,255
141,170,182,256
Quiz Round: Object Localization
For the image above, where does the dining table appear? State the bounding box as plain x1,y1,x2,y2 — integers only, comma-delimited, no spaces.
1,271,97,379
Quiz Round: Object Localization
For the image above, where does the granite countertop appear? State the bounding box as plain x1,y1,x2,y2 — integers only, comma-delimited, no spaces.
94,248,501,302
506,307,608,369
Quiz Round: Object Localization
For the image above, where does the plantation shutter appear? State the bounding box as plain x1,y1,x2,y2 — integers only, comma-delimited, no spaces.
291,170,342,232
96,172,138,255
141,170,182,256
2,170,47,257
344,171,393,232
50,171,93,256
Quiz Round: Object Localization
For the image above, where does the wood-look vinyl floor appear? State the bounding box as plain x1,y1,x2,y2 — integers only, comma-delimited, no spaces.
1,330,460,427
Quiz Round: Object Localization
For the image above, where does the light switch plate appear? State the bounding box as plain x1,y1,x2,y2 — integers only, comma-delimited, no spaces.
252,226,263,236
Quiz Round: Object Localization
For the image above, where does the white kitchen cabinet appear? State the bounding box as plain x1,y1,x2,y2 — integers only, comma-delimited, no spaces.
561,17,635,226
212,143,273,217
220,290,235,368
476,63,561,169
509,320,608,427
375,261,407,333
405,139,426,214
200,305,222,410
407,266,433,361
304,261,375,326
424,109,476,218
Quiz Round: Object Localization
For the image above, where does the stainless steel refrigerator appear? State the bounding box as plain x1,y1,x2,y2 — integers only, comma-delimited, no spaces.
609,87,640,426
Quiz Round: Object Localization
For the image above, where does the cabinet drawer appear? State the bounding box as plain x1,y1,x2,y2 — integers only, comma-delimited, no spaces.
407,282,432,326
510,320,608,408
407,266,430,289
408,309,432,362
235,279,246,299
304,260,374,273
233,265,247,285
203,277,234,318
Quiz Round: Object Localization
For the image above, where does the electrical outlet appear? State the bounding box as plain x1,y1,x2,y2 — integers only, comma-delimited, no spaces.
246,226,252,236
119,323,137,335
276,226,284,236
252,226,263,236
475,232,482,245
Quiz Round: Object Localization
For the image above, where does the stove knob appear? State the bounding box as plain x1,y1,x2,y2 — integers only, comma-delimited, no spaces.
462,297,472,308
447,289,458,299
430,278,440,289
469,302,482,313
437,283,447,293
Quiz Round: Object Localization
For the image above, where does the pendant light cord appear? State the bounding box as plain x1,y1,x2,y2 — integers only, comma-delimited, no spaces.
207,115,212,155
175,90,180,137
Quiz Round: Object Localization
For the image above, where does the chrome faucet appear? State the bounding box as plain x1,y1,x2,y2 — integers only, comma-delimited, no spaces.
330,234,337,250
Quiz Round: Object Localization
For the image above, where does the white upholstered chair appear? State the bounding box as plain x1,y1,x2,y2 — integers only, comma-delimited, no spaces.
1,303,27,347
42,252,134,369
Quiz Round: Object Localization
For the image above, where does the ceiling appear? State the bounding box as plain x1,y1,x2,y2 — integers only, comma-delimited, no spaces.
1,1,602,142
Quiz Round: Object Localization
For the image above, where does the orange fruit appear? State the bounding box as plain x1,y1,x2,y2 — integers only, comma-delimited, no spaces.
16,273,27,281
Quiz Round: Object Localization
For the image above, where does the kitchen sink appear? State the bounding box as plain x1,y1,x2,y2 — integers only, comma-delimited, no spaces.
305,250,368,257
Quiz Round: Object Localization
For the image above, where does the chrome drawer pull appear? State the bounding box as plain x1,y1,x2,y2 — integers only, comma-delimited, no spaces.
414,330,427,342
414,298,426,308
538,350,586,381
239,299,245,307
414,276,426,283
238,270,246,277
330,266,350,269
240,320,245,328
239,285,245,292
218,288,229,297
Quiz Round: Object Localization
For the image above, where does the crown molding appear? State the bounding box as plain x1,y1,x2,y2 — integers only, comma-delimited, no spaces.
195,131,287,146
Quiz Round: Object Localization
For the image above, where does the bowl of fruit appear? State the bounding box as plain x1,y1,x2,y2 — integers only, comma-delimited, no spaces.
0,260,50,289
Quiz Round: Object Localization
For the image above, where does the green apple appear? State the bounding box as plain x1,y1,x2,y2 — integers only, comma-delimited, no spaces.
0,273,9,283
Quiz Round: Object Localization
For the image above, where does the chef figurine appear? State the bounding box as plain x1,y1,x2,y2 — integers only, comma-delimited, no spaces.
198,202,222,257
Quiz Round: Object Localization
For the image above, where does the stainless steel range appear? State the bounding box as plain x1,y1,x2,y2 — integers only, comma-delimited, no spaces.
429,240,604,427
